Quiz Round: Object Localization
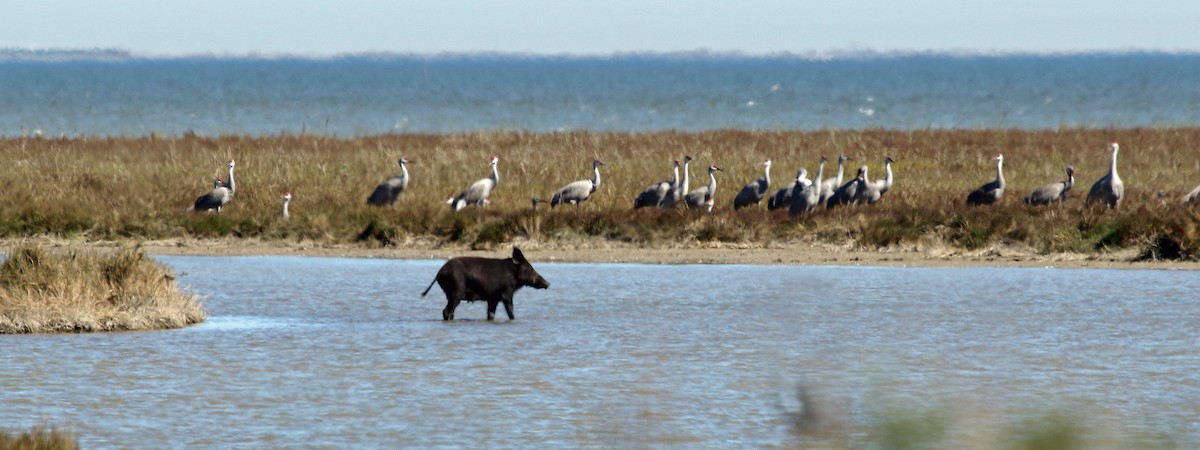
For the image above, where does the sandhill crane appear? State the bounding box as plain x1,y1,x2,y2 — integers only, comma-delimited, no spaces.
1183,185,1200,205
448,155,499,211
661,155,693,209
733,159,772,210
189,178,232,213
366,157,411,206
819,154,850,205
551,159,606,207
217,159,236,196
866,156,895,204
790,155,827,217
634,159,679,208
281,192,292,218
684,165,723,211
1025,166,1074,206
768,169,807,210
966,154,1005,206
1086,142,1124,208
827,166,866,209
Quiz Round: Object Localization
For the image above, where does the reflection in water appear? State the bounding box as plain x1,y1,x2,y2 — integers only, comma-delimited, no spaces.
2,256,1198,447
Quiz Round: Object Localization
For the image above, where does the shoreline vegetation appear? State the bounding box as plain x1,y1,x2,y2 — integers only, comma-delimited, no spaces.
1,129,1199,269
0,243,205,334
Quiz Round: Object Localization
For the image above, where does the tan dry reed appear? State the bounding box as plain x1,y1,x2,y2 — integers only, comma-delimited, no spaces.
0,243,205,333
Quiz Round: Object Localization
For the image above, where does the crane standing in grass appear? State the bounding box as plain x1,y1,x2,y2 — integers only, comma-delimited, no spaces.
281,192,292,218
551,159,606,207
966,154,1005,206
366,157,411,206
790,155,826,217
828,166,867,209
733,159,772,210
189,178,232,213
661,155,693,209
1025,166,1074,206
819,154,849,205
1086,142,1124,208
865,156,895,204
768,168,806,210
448,155,499,211
634,159,679,208
685,165,723,212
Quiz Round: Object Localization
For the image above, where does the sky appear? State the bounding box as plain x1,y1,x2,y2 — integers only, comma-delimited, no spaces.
3,0,1200,56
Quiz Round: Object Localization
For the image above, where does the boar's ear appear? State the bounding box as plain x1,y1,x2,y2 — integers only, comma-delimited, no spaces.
512,247,527,265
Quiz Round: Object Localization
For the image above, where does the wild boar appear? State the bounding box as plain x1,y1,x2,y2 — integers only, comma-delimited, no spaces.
420,247,550,320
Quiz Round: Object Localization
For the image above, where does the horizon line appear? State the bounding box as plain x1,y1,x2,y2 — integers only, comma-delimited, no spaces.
3,46,1200,62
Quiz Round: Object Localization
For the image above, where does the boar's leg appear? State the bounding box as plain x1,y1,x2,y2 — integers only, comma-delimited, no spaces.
502,297,515,320
443,296,461,321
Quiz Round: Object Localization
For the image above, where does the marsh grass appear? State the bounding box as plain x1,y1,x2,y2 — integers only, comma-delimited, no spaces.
2,129,1199,258
0,425,77,450
0,243,205,333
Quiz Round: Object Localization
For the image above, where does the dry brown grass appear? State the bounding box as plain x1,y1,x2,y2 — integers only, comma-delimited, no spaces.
0,425,77,450
1,129,1199,259
0,243,205,333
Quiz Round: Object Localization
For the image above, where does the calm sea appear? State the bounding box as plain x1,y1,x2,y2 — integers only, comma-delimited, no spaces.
1,53,1198,137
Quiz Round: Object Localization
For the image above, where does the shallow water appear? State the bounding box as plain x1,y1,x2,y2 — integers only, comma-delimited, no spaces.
2,256,1198,447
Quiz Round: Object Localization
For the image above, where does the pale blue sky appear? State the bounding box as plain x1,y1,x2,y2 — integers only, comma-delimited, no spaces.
3,0,1198,56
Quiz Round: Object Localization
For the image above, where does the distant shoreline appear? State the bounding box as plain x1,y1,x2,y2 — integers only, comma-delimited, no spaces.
4,47,1199,63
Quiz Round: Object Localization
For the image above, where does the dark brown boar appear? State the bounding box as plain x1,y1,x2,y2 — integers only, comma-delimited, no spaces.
420,247,550,320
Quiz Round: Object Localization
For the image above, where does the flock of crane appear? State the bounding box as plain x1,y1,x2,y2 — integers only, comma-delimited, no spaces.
188,142,1200,218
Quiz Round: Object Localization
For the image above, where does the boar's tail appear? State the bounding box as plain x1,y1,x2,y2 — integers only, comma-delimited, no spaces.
421,278,437,297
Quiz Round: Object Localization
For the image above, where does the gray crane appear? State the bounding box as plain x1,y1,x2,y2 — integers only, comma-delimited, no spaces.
790,155,826,217
966,154,1005,206
448,155,500,211
684,165,723,211
767,168,806,210
551,159,606,207
1025,166,1074,206
634,159,679,208
733,159,772,210
215,159,236,196
366,157,411,206
865,155,895,204
827,166,866,209
819,154,850,205
189,177,232,213
1086,142,1124,208
661,155,693,209
281,192,292,218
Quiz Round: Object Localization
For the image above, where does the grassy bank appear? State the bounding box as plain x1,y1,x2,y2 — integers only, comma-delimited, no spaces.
0,243,205,333
1,129,1198,259
0,426,77,450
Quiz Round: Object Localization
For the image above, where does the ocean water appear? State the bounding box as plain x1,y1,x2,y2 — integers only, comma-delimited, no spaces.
1,53,1198,137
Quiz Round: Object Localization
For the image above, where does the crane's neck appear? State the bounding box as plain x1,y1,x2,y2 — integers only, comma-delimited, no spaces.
1109,148,1120,181
814,161,825,192
490,162,499,186
680,161,691,199
670,165,679,186
995,158,1005,187
835,158,845,184
227,163,236,195
883,161,893,186
401,162,409,180
861,167,871,184
763,164,771,186
707,170,717,192
282,199,290,218
592,162,601,187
